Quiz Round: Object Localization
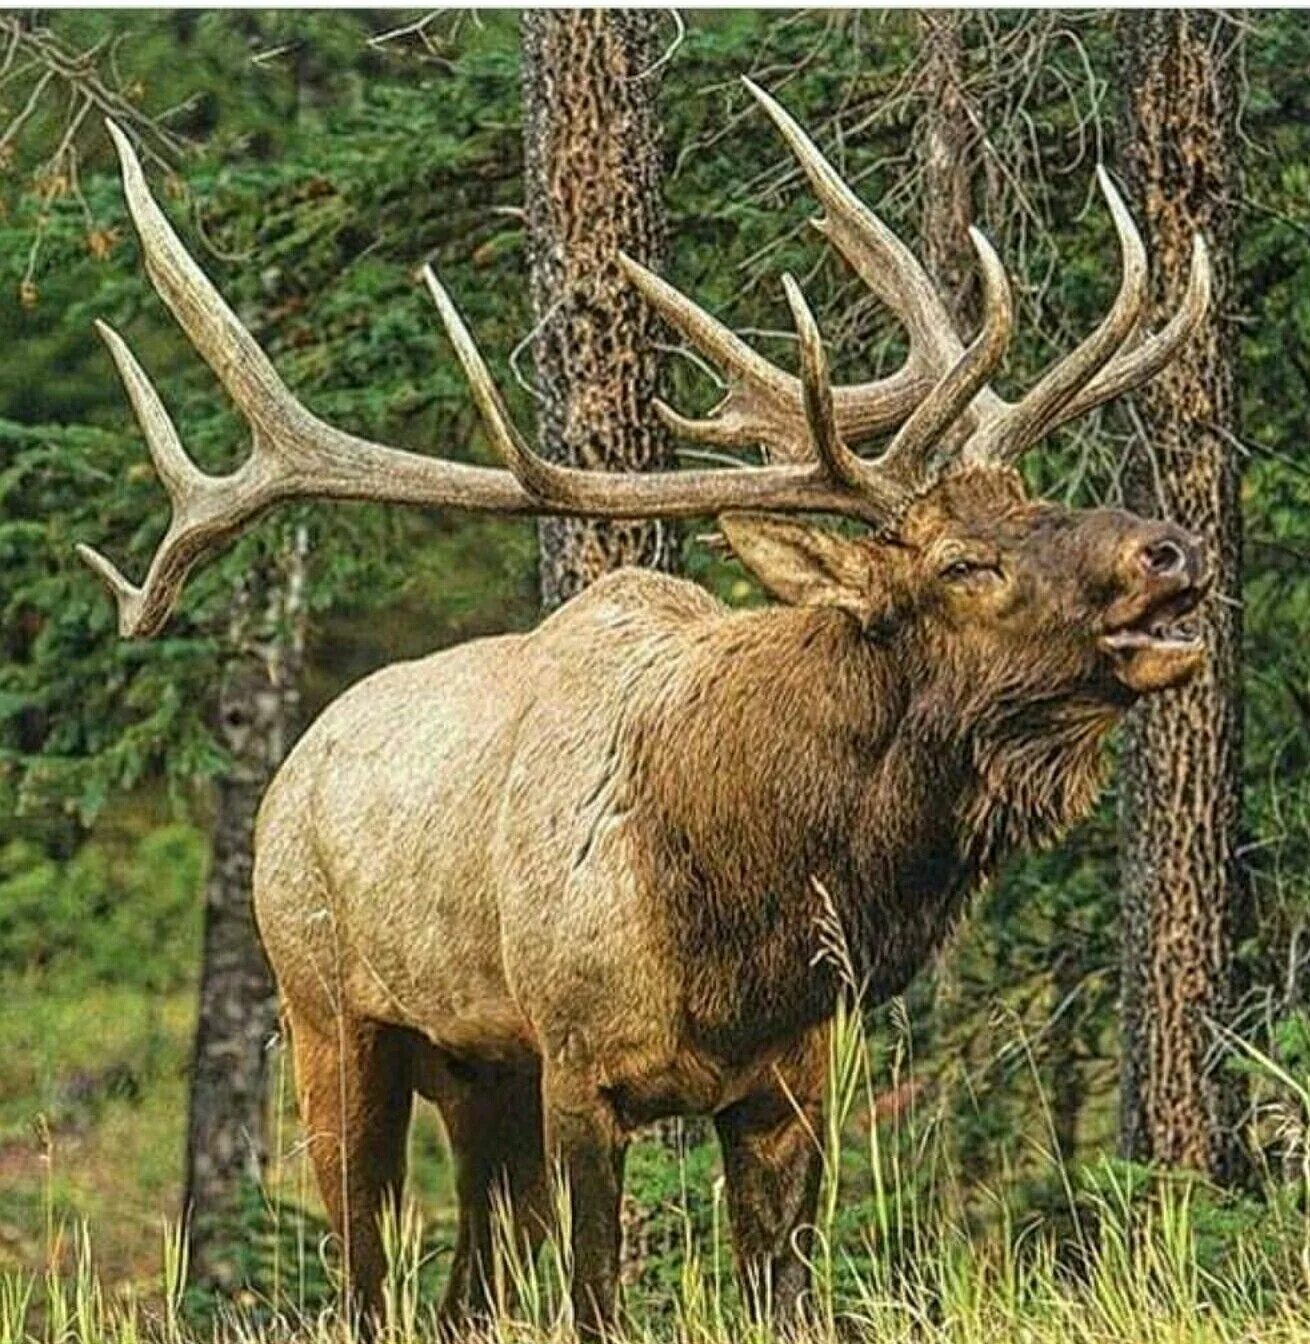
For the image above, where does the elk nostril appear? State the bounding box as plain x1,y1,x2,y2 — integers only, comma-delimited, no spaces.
1141,538,1187,577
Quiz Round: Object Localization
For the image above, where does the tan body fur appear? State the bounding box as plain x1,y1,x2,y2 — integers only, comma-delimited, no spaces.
259,572,714,1087
260,570,859,1120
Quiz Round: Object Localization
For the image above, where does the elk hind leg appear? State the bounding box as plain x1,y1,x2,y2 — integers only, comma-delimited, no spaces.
427,1056,552,1328
287,1007,414,1321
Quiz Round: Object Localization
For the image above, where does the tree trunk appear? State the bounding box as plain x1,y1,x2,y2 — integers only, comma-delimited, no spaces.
915,10,997,1193
184,533,307,1286
522,9,676,611
1117,11,1246,1181
1049,934,1085,1164
917,11,978,328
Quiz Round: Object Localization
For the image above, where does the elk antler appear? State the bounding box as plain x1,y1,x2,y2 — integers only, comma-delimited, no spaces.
633,79,1212,475
80,120,960,636
79,78,1208,639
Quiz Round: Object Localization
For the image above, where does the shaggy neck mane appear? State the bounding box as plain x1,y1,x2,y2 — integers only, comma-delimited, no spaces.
646,602,1121,1034
889,642,1121,888
956,696,1115,875
676,603,1118,875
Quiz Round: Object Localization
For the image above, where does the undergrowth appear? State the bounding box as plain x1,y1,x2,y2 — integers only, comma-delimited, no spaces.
7,995,1310,1344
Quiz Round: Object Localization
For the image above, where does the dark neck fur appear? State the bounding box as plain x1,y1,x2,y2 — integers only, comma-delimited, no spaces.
635,603,1117,1054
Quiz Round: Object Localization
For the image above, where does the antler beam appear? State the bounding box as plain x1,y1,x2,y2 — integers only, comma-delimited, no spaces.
80,75,1211,640
81,121,924,637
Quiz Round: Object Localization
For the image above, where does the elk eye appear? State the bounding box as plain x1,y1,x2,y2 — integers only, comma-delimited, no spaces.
941,559,980,581
940,557,1001,585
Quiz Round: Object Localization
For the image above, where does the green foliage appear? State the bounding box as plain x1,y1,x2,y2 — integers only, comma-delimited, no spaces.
0,822,203,990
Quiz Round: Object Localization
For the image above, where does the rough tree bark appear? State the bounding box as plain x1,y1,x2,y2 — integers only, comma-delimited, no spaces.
1117,11,1246,1181
917,10,1088,1172
1049,932,1084,1164
184,535,307,1286
522,9,676,611
917,11,978,328
182,15,330,1281
915,9,1005,1186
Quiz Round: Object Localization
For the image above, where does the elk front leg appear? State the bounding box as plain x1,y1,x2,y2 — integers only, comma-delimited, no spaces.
429,1058,553,1329
714,1032,826,1327
542,1070,627,1337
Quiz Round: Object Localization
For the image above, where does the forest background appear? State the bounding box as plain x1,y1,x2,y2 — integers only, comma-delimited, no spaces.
1,8,1308,1337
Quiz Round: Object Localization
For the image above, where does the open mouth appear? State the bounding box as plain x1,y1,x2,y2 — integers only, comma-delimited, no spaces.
1097,587,1206,691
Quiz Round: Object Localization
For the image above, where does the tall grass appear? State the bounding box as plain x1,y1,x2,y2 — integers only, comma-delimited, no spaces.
7,995,1310,1344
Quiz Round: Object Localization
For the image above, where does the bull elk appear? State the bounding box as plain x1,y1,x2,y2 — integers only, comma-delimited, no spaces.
79,82,1211,1333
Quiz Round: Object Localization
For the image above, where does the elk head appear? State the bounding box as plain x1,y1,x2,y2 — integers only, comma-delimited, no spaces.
78,81,1211,727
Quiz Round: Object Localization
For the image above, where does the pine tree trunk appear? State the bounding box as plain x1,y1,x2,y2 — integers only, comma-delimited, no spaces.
1117,11,1246,1181
184,534,307,1286
917,11,977,327
522,9,675,611
1049,935,1085,1164
915,10,997,1192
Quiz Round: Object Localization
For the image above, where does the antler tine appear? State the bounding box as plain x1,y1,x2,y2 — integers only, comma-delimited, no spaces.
743,78,980,385
617,253,794,404
104,120,323,459
964,166,1149,466
879,227,1015,481
782,273,914,522
617,251,927,463
781,274,859,485
94,319,209,509
616,251,808,458
1054,232,1212,427
781,273,848,482
75,318,277,637
421,265,579,500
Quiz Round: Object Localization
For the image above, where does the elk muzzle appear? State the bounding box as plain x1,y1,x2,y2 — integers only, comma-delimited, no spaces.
1098,521,1208,694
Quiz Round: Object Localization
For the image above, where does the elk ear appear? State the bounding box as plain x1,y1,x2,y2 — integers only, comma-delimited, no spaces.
719,513,877,625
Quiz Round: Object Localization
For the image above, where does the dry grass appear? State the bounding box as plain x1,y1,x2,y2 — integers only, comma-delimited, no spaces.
7,1000,1310,1344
